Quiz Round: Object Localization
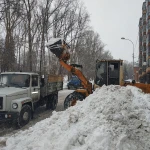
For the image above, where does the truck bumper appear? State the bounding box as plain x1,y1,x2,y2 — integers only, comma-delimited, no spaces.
0,111,19,123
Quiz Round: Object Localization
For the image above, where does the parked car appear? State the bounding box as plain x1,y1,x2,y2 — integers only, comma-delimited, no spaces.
67,76,81,89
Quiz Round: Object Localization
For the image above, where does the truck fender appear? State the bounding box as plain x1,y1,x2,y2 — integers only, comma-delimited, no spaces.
11,97,33,112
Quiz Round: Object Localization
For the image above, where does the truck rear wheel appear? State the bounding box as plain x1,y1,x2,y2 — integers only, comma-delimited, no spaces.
64,92,84,109
17,105,31,128
46,96,51,110
50,94,58,110
46,93,58,110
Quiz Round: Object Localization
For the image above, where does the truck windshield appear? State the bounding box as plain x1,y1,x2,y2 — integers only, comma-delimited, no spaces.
0,74,30,88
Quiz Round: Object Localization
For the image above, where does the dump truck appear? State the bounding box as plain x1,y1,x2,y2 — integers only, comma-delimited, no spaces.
0,72,63,127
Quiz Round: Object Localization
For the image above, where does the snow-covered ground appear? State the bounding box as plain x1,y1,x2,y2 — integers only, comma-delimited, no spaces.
1,85,150,150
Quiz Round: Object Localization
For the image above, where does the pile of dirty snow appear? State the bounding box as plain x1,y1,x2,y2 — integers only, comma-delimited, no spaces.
1,85,150,150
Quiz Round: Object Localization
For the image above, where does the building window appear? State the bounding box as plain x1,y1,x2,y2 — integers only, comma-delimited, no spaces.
149,5,150,11
148,19,150,26
148,58,150,67
148,46,150,56
143,35,146,43
143,25,146,32
148,34,150,42
143,45,146,51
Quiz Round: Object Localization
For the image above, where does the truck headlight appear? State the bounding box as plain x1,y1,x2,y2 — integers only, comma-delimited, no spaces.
12,103,18,109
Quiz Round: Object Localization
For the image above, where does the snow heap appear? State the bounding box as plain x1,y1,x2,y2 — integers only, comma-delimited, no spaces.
1,85,150,150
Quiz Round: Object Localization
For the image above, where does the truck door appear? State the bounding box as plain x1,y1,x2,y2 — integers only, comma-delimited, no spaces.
31,75,40,102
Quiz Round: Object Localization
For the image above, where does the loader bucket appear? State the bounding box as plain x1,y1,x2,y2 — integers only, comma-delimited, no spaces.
46,38,70,59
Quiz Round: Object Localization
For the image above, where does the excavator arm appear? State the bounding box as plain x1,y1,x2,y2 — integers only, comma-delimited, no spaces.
46,38,92,108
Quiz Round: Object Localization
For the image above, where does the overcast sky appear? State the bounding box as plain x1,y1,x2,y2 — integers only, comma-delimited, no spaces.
82,0,144,63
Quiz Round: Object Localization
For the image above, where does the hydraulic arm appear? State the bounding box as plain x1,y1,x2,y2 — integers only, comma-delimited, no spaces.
46,38,92,108
59,60,92,95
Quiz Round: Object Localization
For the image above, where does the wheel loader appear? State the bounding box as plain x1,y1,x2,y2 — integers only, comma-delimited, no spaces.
47,38,150,109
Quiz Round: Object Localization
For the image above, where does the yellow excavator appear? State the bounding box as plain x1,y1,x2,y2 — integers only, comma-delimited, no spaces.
47,38,150,109
47,38,92,109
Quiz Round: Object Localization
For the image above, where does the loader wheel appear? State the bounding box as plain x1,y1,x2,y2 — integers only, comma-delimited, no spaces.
17,105,31,128
64,92,84,109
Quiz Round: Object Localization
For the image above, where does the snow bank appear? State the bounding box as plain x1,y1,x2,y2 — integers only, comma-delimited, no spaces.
1,85,150,150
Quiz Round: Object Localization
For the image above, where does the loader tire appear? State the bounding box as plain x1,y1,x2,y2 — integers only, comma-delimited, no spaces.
64,91,84,109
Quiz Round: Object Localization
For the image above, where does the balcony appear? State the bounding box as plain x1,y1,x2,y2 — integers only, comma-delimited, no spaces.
147,33,150,46
143,27,146,34
147,10,150,20
148,46,150,55
143,17,146,24
147,0,150,6
143,35,146,44
143,2,146,12
139,17,143,26
147,23,150,33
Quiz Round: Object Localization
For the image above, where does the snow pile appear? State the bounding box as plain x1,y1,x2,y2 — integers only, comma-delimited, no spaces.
1,85,150,150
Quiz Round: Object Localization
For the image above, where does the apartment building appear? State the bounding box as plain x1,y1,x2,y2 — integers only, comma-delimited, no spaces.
139,0,150,83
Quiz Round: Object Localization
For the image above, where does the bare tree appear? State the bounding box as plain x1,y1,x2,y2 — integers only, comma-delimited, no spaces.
0,0,113,77
0,38,5,72
123,60,133,79
21,0,38,71
1,0,22,71
74,30,112,79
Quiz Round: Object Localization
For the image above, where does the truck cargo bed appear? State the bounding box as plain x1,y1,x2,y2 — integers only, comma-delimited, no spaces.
40,75,63,97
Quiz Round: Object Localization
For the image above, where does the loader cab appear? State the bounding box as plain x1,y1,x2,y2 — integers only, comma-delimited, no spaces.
94,60,124,88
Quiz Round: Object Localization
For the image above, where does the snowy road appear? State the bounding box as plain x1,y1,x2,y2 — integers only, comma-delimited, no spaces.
0,89,74,137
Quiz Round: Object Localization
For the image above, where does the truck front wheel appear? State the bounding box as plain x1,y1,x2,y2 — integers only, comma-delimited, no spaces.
17,105,32,127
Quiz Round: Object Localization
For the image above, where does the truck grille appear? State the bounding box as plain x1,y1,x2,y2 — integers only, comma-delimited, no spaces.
0,97,3,109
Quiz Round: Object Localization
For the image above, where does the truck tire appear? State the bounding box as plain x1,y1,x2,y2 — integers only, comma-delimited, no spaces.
64,91,84,109
50,94,58,110
46,93,58,110
46,96,51,110
17,105,32,128
68,85,70,89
